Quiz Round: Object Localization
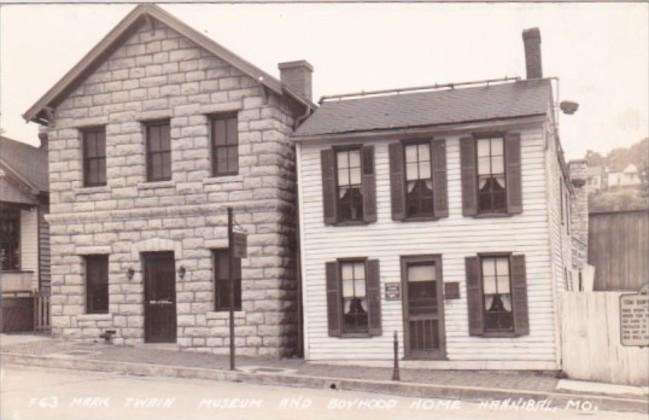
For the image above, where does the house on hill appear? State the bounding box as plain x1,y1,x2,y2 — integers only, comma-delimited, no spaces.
0,135,50,332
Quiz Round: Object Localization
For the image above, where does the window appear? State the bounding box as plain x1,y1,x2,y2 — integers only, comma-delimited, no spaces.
480,256,513,332
336,149,363,222
404,143,434,217
0,208,20,270
211,113,239,176
82,127,106,187
85,255,108,314
213,250,242,311
340,260,368,333
477,137,507,213
145,120,171,181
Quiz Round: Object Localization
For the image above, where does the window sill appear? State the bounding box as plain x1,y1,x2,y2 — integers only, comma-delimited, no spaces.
76,186,110,195
339,332,372,338
0,270,34,274
203,174,243,185
472,212,513,219
333,220,372,227
137,180,175,190
479,331,518,338
206,310,245,319
401,216,440,223
78,313,112,321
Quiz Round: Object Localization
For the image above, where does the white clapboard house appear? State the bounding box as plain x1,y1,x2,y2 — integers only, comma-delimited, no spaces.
294,28,575,369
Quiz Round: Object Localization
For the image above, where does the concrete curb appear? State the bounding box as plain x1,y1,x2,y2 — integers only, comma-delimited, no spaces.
2,352,647,414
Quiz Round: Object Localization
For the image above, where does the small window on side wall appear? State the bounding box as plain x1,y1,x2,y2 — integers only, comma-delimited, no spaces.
145,120,171,182
213,250,241,311
82,127,107,187
211,113,239,177
0,208,20,271
85,255,109,314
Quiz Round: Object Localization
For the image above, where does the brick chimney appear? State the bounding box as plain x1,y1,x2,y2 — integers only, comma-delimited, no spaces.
568,160,589,269
278,60,313,102
522,28,543,79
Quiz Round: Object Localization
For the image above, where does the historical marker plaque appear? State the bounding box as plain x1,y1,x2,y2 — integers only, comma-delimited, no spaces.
620,284,649,347
385,283,401,301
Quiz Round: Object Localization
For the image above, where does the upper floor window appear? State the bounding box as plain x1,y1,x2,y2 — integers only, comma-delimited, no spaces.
211,113,239,176
0,208,20,271
405,143,434,217
145,120,171,182
85,254,109,314
212,249,242,311
459,133,522,217
336,148,363,222
477,137,506,213
82,127,106,187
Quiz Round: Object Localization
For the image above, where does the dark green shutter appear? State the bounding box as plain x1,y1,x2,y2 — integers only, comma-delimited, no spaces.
431,139,448,218
325,261,342,337
361,146,377,223
321,149,338,225
460,136,478,216
389,143,406,221
465,256,484,336
366,259,382,336
510,254,530,336
505,132,523,214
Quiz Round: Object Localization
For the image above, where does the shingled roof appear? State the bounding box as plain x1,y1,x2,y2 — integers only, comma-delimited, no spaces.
295,79,552,138
0,136,49,193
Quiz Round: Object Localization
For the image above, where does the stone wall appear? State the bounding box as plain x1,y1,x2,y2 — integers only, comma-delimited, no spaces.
44,18,301,357
568,160,588,269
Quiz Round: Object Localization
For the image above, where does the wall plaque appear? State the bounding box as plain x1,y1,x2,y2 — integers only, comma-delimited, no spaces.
444,282,460,300
620,284,649,347
385,283,401,301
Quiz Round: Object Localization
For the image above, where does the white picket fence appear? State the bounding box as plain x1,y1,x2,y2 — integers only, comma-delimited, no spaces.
560,292,648,386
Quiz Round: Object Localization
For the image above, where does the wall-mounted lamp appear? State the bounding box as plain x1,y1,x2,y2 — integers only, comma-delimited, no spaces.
178,265,186,280
126,268,135,281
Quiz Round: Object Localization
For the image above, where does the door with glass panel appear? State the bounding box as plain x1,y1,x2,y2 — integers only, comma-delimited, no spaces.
401,255,445,359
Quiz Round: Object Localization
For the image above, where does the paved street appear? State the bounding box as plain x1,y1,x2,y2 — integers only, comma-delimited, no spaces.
0,365,644,420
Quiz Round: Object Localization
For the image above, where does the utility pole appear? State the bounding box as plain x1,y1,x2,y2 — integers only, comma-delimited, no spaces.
227,207,235,371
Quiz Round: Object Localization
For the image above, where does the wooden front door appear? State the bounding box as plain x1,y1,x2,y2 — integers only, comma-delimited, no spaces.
143,252,176,343
401,255,446,359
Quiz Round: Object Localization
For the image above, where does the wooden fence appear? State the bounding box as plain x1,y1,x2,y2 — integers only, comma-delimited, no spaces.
588,210,649,291
561,292,648,386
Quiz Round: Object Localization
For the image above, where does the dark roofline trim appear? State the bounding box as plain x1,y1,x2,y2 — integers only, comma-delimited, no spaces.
0,159,41,195
293,113,547,142
23,4,313,124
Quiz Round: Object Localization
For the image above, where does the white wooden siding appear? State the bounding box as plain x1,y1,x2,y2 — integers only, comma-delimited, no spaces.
298,126,559,367
20,208,39,274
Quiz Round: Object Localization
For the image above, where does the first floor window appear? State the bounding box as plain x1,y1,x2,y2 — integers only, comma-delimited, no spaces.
481,256,513,332
477,137,507,213
336,149,363,222
0,208,20,270
85,255,108,314
213,250,241,311
404,142,434,217
340,260,368,333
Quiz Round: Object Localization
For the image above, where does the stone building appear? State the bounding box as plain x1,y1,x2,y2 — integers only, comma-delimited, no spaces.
23,4,314,356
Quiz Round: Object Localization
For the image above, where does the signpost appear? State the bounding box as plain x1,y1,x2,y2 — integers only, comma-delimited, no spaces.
227,208,247,371
620,284,649,347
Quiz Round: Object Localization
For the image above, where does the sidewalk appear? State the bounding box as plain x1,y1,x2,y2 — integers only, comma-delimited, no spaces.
1,334,647,413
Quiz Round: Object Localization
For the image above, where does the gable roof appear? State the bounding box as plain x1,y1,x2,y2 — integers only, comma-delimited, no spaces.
294,79,552,138
23,4,313,125
0,136,49,193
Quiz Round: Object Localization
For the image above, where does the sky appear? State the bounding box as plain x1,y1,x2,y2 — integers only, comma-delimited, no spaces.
1,2,647,160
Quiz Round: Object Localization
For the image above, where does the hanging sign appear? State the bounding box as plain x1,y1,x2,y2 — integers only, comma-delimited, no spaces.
620,284,649,347
231,232,247,258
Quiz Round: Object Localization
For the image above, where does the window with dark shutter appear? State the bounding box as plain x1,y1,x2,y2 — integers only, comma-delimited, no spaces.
361,146,377,223
336,148,364,222
321,150,338,225
465,254,529,337
211,113,239,176
213,250,242,311
431,139,449,218
504,132,523,214
326,259,382,337
0,208,20,271
82,127,107,187
389,143,406,221
86,255,109,314
145,120,171,182
477,137,507,213
460,136,478,216
404,142,434,217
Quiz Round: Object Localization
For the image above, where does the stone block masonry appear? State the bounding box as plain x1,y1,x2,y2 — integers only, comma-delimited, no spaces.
44,19,301,357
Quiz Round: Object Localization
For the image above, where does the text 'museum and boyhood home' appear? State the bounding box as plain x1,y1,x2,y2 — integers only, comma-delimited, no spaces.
23,4,315,356
294,29,582,369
